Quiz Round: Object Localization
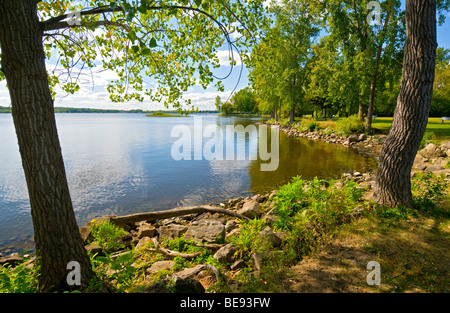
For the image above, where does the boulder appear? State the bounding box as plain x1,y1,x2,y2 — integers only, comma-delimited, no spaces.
172,276,205,293
230,259,247,271
237,200,261,219
135,236,152,249
348,134,359,143
147,260,175,274
137,222,156,239
213,243,238,264
420,143,437,158
158,224,188,241
184,219,225,243
0,253,23,267
358,134,367,142
258,226,282,247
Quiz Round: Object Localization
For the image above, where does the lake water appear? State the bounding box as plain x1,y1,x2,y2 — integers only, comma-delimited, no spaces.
0,113,376,254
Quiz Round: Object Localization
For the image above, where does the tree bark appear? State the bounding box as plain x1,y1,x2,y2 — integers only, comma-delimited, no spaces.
0,0,94,291
375,0,437,207
366,6,392,133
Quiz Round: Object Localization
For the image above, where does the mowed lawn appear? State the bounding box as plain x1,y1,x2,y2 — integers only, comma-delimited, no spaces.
372,117,450,141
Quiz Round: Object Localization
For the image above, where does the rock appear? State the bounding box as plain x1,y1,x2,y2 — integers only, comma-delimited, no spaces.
184,219,225,243
143,281,169,293
434,147,447,158
79,223,93,243
348,134,359,143
0,253,23,267
225,228,241,241
213,243,238,264
420,143,437,158
225,220,239,233
425,164,445,173
237,200,261,219
172,276,205,293
230,259,247,271
137,223,156,239
85,244,102,255
158,224,188,241
358,134,367,141
447,149,450,158
135,236,152,249
259,226,282,247
147,260,175,274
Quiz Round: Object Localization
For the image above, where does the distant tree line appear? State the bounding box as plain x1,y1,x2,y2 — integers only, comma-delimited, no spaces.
246,0,450,128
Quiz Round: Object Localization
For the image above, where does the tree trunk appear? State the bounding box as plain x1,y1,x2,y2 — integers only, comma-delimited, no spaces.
0,0,94,291
366,7,392,133
358,98,365,122
375,0,437,208
289,107,295,123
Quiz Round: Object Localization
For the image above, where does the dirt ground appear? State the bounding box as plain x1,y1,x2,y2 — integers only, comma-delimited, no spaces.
280,212,450,293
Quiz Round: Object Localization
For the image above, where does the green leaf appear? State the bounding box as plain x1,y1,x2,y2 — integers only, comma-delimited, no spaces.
149,37,157,48
131,45,140,54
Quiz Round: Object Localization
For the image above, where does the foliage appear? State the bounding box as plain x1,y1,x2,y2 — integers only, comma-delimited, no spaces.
10,0,270,113
92,251,136,292
411,172,448,212
230,219,270,258
271,176,363,262
0,259,39,293
89,219,129,253
249,0,320,118
336,115,365,135
229,87,258,113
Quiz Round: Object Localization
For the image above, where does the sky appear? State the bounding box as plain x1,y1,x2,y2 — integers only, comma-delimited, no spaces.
0,1,449,111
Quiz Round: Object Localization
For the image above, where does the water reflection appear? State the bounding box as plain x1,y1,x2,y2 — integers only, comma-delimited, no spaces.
0,114,376,254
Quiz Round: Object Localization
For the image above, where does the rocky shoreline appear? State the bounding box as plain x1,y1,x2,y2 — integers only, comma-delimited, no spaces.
266,121,450,176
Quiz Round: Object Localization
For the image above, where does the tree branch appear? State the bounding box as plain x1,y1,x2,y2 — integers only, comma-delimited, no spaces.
111,205,251,225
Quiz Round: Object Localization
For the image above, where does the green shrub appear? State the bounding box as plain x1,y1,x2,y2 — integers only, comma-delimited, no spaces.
272,176,363,262
89,219,129,253
0,259,39,293
419,131,437,150
412,172,448,212
336,115,365,135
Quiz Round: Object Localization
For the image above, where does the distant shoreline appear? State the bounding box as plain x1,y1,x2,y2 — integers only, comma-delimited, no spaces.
0,106,219,114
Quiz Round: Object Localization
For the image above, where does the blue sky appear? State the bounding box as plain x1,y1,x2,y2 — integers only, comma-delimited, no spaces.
0,2,449,111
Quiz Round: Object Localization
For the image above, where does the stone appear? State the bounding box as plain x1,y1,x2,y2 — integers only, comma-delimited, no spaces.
158,224,188,241
358,134,367,141
348,134,359,143
420,143,437,158
225,220,239,233
258,226,282,247
147,260,175,274
225,228,241,241
447,149,450,158
79,224,93,243
172,276,205,293
135,236,152,249
0,253,23,267
230,259,247,271
213,243,238,264
184,219,225,243
85,244,102,255
143,281,169,293
237,200,261,219
137,223,156,239
425,164,445,173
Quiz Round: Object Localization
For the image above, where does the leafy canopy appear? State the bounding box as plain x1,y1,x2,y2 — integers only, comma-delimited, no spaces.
0,0,268,112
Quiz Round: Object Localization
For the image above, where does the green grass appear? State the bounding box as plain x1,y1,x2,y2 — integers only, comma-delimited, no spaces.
372,117,450,142
145,112,188,117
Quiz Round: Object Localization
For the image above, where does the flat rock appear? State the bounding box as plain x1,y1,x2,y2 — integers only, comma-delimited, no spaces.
184,219,225,243
158,224,188,241
237,200,261,219
147,260,175,274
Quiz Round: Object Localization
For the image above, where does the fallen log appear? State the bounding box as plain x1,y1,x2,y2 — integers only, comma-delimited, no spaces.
111,205,250,225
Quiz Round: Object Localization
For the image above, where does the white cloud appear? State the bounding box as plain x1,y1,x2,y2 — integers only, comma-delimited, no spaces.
216,50,243,67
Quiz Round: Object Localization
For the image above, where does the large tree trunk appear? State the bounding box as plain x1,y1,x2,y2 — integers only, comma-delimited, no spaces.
0,0,94,291
375,0,437,207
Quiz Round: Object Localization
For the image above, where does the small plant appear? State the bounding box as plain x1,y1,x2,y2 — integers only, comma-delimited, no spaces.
89,219,129,253
336,115,365,135
92,251,136,292
411,172,448,212
419,131,437,150
0,258,39,293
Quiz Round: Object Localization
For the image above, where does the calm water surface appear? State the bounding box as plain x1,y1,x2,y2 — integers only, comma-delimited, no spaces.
0,113,376,253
